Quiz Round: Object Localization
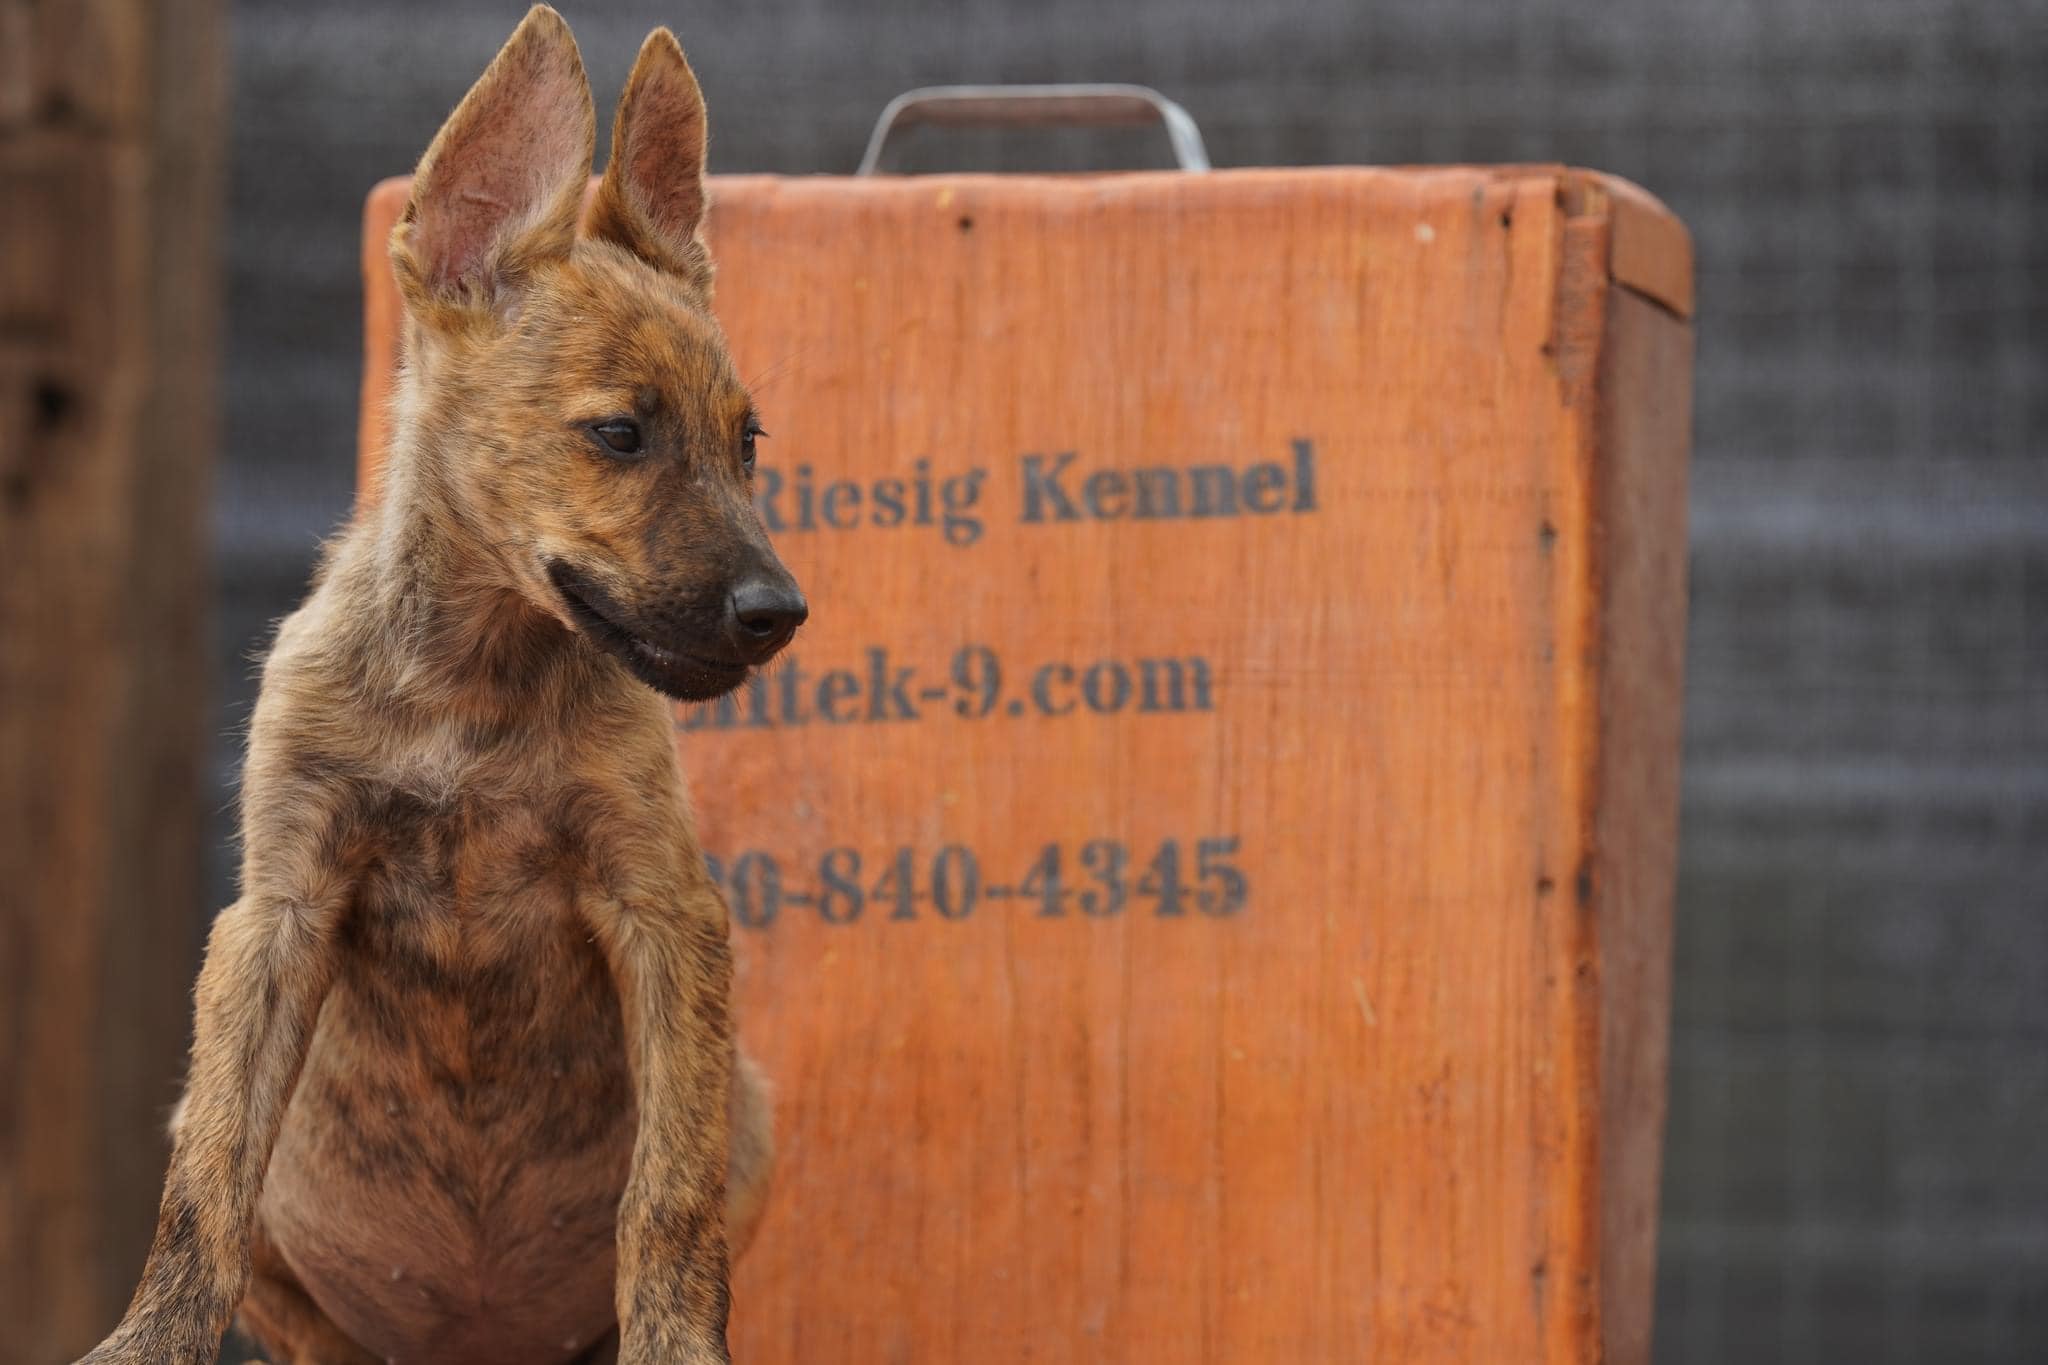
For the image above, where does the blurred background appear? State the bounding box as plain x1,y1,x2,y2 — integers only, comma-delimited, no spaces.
5,0,2042,1361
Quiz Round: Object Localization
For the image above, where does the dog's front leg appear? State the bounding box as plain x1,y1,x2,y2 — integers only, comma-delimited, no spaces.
592,888,737,1365
78,883,344,1365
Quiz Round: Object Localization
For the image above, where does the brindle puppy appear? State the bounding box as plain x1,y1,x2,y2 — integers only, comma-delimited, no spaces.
77,9,797,1363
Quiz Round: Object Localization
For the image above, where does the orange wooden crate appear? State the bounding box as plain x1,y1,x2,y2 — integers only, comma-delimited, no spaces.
359,165,1691,1364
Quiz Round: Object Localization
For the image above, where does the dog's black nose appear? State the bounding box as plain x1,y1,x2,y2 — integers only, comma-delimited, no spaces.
728,577,808,647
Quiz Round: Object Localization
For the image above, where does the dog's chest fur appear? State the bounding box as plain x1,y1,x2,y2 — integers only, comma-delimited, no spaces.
261,766,641,1363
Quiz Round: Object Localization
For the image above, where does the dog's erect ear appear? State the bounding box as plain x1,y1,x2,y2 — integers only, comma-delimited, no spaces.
390,5,594,316
586,28,714,295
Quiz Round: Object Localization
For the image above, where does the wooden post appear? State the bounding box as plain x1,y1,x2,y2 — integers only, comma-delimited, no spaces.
0,3,223,1359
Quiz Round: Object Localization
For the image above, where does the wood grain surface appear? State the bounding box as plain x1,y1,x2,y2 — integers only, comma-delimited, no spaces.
0,3,224,1361
359,166,1692,1363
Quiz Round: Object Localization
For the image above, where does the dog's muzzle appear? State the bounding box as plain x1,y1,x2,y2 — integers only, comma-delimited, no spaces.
545,560,803,701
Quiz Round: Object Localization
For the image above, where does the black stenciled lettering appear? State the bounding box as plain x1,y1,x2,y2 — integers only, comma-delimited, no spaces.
1140,840,1186,916
1012,440,1318,525
1083,469,1127,518
1132,467,1180,518
874,848,916,920
817,848,864,924
763,440,1317,544
677,647,1216,730
931,846,979,920
867,647,918,722
1020,452,1081,522
750,458,985,546
752,466,787,531
871,478,907,527
820,480,861,529
1196,837,1248,915
794,463,818,529
1243,461,1287,513
912,458,935,527
941,469,986,546
817,669,861,723
716,836,1246,931
776,657,812,725
951,645,1001,718
1022,844,1065,917
1293,438,1318,511
730,852,782,929
1077,840,1128,917
1138,657,1213,713
1188,465,1238,517
1031,662,1076,716
1082,661,1131,714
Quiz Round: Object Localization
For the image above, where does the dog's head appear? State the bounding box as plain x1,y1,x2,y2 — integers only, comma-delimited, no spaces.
388,5,803,702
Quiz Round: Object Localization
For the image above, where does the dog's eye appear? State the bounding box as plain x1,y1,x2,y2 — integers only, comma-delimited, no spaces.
590,418,643,457
741,415,766,470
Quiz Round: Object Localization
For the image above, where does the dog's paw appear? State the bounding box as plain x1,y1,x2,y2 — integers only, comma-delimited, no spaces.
74,1345,138,1365
615,1327,730,1365
74,1321,220,1365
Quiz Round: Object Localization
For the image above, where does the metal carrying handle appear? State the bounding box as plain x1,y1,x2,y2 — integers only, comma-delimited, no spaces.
856,83,1211,175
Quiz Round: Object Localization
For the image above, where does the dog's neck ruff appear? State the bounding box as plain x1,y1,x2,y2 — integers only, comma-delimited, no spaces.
340,426,611,729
